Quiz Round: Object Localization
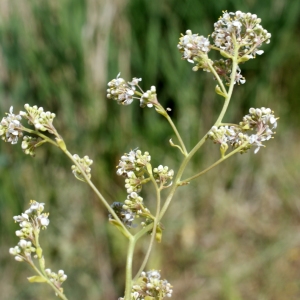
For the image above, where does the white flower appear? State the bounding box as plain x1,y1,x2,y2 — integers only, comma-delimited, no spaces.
178,30,210,64
37,214,50,227
0,106,23,144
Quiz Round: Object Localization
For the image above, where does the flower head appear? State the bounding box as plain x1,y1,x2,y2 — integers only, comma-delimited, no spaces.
212,11,271,58
153,165,174,187
107,73,137,105
117,149,151,177
240,107,277,153
71,154,93,181
177,30,210,64
107,74,158,108
130,270,173,299
117,149,151,193
45,268,67,292
208,107,277,154
10,200,50,262
21,136,41,157
109,202,135,228
20,104,57,135
123,192,151,221
0,106,23,144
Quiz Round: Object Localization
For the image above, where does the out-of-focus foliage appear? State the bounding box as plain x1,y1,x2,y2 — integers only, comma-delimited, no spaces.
0,0,300,299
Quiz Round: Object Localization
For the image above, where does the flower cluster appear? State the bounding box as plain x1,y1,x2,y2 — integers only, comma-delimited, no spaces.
123,192,149,214
20,104,57,135
178,11,271,85
208,107,277,154
110,150,152,227
212,11,271,58
240,107,277,153
177,30,210,64
9,201,50,262
0,106,23,144
21,136,41,157
112,149,174,228
117,149,151,192
107,73,157,108
123,192,153,226
45,268,68,288
139,86,157,108
71,154,93,181
109,202,136,228
213,60,246,85
130,270,173,299
153,165,174,187
117,149,151,176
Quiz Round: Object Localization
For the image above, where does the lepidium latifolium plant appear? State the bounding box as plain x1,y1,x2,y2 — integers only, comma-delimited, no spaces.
1,11,277,300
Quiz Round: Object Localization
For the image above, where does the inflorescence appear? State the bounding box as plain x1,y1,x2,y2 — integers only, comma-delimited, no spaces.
20,104,57,135
177,10,271,85
208,107,278,155
131,270,173,300
109,149,174,229
107,73,157,108
71,154,93,181
9,201,67,292
0,106,23,144
119,270,173,300
9,200,50,262
0,104,93,178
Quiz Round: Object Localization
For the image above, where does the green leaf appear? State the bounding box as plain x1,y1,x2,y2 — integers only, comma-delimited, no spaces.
56,137,67,151
220,50,232,59
238,55,252,63
155,225,163,243
215,85,226,98
109,219,130,238
27,275,47,283
36,247,43,258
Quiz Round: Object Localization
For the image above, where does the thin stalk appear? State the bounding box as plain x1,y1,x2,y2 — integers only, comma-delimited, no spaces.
134,223,153,241
124,236,136,300
159,133,207,220
28,230,68,300
159,45,241,219
28,262,69,300
22,127,59,147
133,170,161,281
215,37,240,126
63,150,132,239
205,57,227,96
163,112,188,156
22,126,131,237
180,142,248,183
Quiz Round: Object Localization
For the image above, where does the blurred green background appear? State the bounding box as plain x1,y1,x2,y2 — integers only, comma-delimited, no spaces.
0,0,300,299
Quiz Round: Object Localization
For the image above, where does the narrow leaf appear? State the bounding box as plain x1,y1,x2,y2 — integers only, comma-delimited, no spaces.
27,275,47,283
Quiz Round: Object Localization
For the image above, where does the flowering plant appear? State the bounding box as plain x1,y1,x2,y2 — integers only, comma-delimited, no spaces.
1,11,276,300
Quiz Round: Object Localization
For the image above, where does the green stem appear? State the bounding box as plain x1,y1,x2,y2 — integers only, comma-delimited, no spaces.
180,142,248,183
22,127,59,147
159,42,241,219
163,111,188,156
133,167,161,281
23,126,132,239
28,261,68,300
215,37,240,126
220,122,238,127
63,150,132,239
30,229,68,300
205,56,227,96
124,236,136,300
